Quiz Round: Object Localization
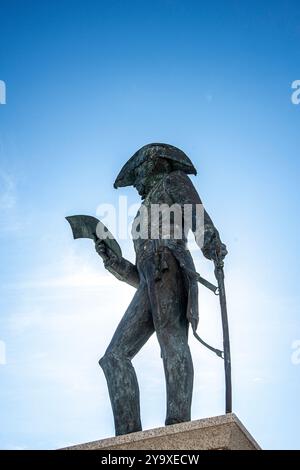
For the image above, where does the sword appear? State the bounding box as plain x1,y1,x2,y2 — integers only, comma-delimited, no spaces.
214,249,232,414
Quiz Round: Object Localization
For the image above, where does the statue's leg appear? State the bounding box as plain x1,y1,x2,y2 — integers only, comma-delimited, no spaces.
99,283,154,436
145,250,193,425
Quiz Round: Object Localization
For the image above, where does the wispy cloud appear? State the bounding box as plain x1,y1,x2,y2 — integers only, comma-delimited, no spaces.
1,247,126,290
0,169,22,233
0,170,16,210
0,340,6,365
6,445,28,451
2,271,117,290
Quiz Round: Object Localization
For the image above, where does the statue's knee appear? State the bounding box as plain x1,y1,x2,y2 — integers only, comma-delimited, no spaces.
99,351,120,370
160,339,191,362
99,352,111,370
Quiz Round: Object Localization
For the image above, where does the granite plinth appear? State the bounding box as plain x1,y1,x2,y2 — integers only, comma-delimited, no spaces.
63,413,260,450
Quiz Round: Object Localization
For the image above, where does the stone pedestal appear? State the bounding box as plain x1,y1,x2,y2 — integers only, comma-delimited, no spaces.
63,414,260,450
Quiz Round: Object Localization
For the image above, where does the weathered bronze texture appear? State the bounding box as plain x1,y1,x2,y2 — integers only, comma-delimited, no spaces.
67,143,230,436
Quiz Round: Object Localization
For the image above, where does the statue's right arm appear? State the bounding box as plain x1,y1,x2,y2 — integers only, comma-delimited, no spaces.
95,239,139,288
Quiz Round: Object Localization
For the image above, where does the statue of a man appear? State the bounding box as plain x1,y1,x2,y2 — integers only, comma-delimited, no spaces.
96,143,227,436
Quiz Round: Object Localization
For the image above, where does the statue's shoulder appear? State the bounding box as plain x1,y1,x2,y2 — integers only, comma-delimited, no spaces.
165,170,194,190
164,170,200,205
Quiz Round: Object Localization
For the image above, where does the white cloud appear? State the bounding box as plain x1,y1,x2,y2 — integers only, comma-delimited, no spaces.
2,246,127,290
0,170,16,210
0,340,6,365
3,271,117,290
3,241,296,446
0,169,23,234
6,445,28,451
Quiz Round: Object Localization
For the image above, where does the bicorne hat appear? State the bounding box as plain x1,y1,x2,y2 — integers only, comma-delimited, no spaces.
114,143,197,188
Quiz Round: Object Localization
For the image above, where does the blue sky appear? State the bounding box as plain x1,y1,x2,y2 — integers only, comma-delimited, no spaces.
0,0,299,449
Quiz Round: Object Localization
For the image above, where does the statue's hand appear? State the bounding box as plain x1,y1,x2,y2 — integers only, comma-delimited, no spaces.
95,239,118,266
203,236,228,261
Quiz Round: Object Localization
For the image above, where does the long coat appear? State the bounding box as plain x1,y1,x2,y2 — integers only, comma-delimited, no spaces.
105,170,218,327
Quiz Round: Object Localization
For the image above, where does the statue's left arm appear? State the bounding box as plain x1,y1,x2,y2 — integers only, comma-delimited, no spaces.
165,171,227,260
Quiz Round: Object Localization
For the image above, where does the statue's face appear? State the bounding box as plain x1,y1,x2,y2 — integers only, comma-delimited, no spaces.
133,159,157,198
133,158,172,198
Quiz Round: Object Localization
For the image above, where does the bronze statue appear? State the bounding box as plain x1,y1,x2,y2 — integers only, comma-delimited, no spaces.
67,143,230,436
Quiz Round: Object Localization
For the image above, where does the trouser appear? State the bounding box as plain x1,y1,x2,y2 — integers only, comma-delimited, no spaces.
99,248,193,436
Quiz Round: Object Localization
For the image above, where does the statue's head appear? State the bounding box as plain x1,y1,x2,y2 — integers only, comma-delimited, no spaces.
114,143,197,197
